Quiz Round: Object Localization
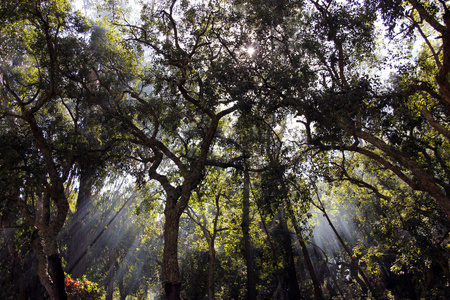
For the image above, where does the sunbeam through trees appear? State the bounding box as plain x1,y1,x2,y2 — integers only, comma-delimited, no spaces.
1,0,450,299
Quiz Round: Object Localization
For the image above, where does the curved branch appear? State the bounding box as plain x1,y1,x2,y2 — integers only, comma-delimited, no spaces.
332,156,392,201
421,106,450,140
408,0,446,33
410,13,442,68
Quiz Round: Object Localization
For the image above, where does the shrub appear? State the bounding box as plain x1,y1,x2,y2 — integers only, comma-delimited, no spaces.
65,274,105,300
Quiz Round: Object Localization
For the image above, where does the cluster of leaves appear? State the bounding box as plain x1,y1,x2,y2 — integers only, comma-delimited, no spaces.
65,274,105,300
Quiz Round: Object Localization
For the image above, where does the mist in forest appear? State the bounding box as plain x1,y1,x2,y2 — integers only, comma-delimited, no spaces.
308,199,366,262
3,0,450,298
60,181,165,298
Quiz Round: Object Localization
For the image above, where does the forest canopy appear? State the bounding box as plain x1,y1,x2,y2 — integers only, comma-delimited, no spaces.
1,0,450,299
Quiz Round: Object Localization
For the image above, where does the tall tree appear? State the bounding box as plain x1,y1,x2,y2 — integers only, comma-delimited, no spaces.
241,161,258,299
249,0,450,221
0,1,94,298
63,24,132,280
93,0,260,298
184,168,232,300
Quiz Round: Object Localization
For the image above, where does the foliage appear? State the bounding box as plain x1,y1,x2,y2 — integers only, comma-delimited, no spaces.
2,0,450,299
65,273,105,300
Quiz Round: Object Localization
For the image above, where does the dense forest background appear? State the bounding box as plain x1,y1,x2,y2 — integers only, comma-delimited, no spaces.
1,0,450,299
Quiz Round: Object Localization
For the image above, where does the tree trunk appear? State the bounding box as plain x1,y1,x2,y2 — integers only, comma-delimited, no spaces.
48,253,67,300
32,230,68,300
286,201,324,300
44,232,67,300
68,162,95,278
275,216,302,300
208,240,216,300
242,166,257,299
321,206,378,298
259,212,285,299
106,250,116,300
163,207,182,300
119,276,127,300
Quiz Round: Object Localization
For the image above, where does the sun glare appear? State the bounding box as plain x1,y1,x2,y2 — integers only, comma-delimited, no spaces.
247,46,256,56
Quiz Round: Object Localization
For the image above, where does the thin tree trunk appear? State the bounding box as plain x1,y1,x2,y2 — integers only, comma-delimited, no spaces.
186,188,223,300
119,277,127,300
286,200,324,300
276,215,302,300
106,250,116,300
68,162,95,278
206,188,223,300
312,242,346,299
259,211,285,298
321,205,378,298
208,240,216,300
242,166,257,299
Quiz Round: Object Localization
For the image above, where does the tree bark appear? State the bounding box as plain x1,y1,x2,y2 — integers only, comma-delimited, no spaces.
48,253,67,300
242,166,257,299
44,231,67,300
208,240,216,300
32,230,68,300
22,114,70,300
274,215,302,300
163,206,182,300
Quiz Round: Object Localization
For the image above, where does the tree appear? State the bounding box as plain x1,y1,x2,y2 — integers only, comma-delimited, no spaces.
5,0,450,298
63,24,133,280
256,0,450,220
183,168,233,300
90,1,260,298
302,149,450,297
0,1,96,298
238,4,450,290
